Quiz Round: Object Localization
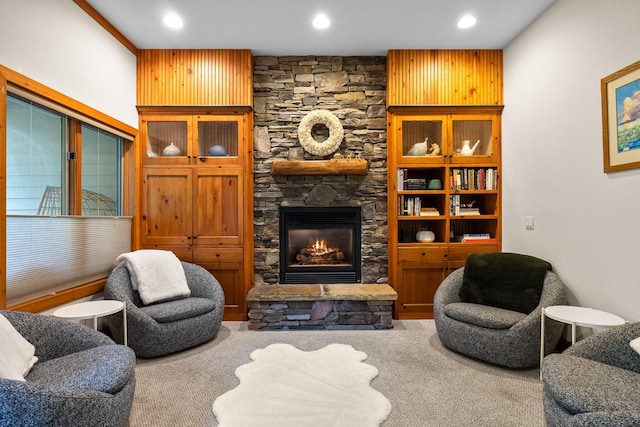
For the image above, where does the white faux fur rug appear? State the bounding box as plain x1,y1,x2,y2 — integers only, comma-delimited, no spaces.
212,343,392,427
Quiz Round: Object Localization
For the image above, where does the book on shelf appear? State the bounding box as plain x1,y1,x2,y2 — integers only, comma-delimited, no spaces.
398,195,425,216
458,207,480,215
461,237,498,243
449,168,498,191
397,168,406,191
449,194,460,215
407,197,415,216
405,178,427,190
462,233,491,239
419,207,440,216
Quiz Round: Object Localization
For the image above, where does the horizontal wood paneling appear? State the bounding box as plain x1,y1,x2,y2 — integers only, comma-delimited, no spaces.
137,49,253,106
387,50,503,106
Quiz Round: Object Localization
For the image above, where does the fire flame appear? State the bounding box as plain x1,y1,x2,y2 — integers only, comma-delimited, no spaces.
311,239,331,255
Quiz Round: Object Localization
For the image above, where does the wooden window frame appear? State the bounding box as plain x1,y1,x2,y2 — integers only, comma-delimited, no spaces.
0,65,137,311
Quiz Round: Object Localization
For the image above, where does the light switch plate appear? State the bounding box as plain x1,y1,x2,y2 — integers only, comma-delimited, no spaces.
525,216,534,230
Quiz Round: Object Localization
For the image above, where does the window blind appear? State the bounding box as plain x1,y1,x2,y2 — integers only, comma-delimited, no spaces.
8,85,134,141
6,215,132,306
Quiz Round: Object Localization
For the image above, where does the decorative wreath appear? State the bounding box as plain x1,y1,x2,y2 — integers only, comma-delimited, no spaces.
297,110,344,156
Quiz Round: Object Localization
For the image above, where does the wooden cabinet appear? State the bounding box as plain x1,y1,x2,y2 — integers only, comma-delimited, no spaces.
141,168,192,246
141,167,243,246
194,248,245,318
396,245,499,318
397,247,448,318
140,112,244,166
394,110,500,166
388,106,503,319
137,107,253,320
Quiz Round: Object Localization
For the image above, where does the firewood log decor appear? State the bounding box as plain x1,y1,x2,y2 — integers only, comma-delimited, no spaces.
295,240,345,265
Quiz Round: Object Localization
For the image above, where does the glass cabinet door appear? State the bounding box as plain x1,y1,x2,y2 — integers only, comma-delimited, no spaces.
194,115,243,165
450,115,498,164
142,115,192,165
394,111,500,165
142,113,245,165
397,115,447,165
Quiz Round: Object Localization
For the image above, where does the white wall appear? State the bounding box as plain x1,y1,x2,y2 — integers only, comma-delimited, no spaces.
504,0,640,322
0,0,137,127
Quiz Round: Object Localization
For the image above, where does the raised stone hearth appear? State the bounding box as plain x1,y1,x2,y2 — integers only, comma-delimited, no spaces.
247,284,397,330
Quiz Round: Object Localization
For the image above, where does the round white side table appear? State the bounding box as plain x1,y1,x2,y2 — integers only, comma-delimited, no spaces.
540,305,625,378
52,300,127,345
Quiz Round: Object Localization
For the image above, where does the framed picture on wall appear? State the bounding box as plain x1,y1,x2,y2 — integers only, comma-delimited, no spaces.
602,59,640,173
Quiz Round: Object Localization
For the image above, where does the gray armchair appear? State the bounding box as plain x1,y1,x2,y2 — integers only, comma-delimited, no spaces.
542,322,640,426
0,310,135,427
434,253,568,368
104,260,225,358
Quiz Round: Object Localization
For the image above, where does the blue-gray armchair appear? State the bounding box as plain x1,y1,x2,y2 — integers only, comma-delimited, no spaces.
542,322,640,426
104,260,225,358
0,310,135,427
434,252,568,368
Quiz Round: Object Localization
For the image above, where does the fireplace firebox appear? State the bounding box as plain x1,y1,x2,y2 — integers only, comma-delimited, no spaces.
279,207,361,284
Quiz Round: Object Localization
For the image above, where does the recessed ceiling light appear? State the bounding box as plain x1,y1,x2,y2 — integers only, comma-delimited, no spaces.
457,14,477,29
163,12,183,29
312,14,330,29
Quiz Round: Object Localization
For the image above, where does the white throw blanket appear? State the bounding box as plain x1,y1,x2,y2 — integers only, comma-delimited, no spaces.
116,250,190,305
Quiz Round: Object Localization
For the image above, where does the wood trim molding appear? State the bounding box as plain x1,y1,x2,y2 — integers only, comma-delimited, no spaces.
136,105,253,115
387,105,505,114
0,71,6,309
0,65,137,137
8,279,106,313
73,0,138,55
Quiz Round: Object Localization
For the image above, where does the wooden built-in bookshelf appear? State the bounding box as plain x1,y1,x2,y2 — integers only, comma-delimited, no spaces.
387,50,504,319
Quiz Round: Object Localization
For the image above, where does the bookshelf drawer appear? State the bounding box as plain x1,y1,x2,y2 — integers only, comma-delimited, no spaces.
398,247,448,262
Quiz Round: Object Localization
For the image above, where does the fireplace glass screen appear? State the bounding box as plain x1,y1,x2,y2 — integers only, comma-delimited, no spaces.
279,207,361,284
288,228,353,267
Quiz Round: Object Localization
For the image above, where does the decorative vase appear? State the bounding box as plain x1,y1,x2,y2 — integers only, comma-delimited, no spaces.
208,145,228,156
427,179,442,190
459,139,480,156
163,142,181,156
416,229,435,243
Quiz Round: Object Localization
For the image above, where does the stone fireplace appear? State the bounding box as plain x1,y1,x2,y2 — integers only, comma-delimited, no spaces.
249,56,393,330
279,206,361,284
253,56,388,287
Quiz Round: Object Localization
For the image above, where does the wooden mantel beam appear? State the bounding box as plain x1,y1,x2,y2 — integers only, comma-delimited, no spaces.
271,159,368,176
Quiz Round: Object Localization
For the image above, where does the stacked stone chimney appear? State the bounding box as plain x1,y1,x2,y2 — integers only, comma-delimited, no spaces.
252,56,388,286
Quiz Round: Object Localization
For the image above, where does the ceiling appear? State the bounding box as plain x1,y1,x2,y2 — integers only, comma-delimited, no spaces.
86,0,556,56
